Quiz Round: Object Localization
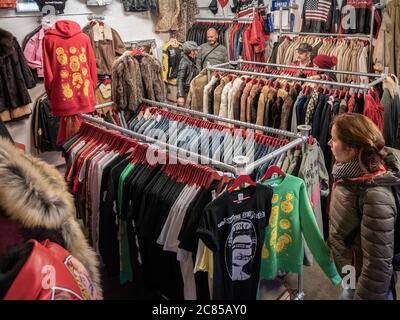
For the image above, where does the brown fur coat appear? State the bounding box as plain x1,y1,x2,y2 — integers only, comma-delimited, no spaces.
0,138,102,298
112,51,166,111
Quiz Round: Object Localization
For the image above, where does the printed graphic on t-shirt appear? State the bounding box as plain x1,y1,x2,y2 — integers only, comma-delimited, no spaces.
226,219,257,281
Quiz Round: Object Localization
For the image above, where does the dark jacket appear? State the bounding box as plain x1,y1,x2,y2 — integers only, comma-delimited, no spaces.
177,54,199,98
329,148,400,300
339,0,381,36
0,28,36,113
122,0,158,12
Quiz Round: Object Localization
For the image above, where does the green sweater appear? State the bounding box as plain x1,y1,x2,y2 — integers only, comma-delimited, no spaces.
260,174,341,285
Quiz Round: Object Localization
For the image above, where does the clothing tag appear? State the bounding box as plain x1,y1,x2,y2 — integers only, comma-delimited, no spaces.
238,193,244,202
103,190,107,202
143,110,151,120
211,190,217,200
156,114,162,122
137,112,143,120
270,183,278,188
113,200,117,214
99,83,111,99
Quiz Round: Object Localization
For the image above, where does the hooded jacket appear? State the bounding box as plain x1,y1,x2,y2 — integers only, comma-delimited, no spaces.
42,20,98,117
0,137,102,298
0,28,36,112
328,148,400,300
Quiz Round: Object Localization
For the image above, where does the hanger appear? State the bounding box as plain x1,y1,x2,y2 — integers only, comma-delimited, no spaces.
228,174,256,193
260,165,285,182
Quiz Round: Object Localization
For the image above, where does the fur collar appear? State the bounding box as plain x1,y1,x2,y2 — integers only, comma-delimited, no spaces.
0,29,15,58
0,138,102,298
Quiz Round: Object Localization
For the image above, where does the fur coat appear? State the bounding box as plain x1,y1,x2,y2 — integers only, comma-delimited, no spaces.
0,28,36,112
112,51,166,111
0,138,102,298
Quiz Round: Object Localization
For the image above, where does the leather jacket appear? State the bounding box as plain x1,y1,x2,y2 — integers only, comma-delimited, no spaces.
122,0,158,12
177,54,199,98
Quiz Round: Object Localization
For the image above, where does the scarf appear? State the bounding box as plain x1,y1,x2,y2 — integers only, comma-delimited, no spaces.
332,159,365,180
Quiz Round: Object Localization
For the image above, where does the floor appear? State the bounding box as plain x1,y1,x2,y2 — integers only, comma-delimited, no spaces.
286,263,400,300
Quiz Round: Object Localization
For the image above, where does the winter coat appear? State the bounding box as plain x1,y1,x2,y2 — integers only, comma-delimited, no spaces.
0,28,36,113
328,148,400,300
42,20,98,117
83,22,126,76
186,70,208,112
112,51,143,111
155,0,180,32
140,54,166,102
280,87,298,131
240,81,253,122
0,137,102,298
373,0,400,77
112,51,166,110
177,54,199,98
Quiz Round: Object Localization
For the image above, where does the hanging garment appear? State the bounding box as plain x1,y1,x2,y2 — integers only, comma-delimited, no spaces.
0,28,36,113
197,184,273,300
34,0,67,13
339,0,382,36
83,21,126,76
170,0,200,43
23,24,51,78
162,39,183,85
301,0,340,33
373,0,400,77
42,20,98,117
259,174,341,285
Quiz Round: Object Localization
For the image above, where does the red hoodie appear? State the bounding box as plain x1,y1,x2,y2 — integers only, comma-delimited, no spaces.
42,20,97,117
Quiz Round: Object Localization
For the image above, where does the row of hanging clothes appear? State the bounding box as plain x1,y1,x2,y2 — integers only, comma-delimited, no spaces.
127,104,290,179
186,11,269,62
185,65,387,175
63,103,335,299
270,36,370,83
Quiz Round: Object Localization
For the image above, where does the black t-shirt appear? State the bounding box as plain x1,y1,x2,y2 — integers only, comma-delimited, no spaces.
197,183,273,300
35,0,67,14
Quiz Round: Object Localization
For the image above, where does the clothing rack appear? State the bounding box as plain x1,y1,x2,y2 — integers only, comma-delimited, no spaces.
140,98,309,299
80,99,310,299
194,16,253,23
275,2,385,70
207,61,388,95
0,12,94,19
224,59,384,78
78,113,238,174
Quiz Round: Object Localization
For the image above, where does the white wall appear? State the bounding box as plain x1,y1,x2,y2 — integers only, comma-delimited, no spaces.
0,0,170,163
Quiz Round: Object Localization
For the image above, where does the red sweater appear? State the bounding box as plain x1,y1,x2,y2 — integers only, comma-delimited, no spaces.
42,20,98,117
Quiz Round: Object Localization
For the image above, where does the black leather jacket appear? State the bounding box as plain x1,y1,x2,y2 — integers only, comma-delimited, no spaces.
122,0,158,12
177,54,199,98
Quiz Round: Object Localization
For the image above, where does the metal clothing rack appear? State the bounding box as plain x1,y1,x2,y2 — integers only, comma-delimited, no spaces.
0,12,94,19
86,99,309,299
140,98,309,300
195,16,254,23
275,2,385,70
207,61,388,95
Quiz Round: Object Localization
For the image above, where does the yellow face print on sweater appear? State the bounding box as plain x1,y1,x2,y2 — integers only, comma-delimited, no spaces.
62,83,73,99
